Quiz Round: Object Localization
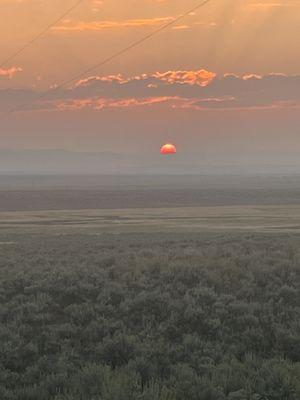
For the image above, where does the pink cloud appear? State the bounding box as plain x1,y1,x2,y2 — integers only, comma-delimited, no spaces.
153,69,217,86
172,25,190,30
242,74,263,80
53,17,174,32
76,74,128,87
0,66,22,79
54,96,180,111
247,2,296,9
75,69,218,89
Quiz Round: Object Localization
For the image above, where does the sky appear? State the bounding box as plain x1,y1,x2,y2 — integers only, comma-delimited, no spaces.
0,0,299,173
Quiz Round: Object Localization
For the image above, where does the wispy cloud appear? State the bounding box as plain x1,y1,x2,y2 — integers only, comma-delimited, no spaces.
53,17,174,32
54,96,177,111
172,25,190,30
247,1,298,10
0,66,22,79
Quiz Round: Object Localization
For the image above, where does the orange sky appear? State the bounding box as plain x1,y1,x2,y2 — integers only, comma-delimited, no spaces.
0,0,299,168
1,0,299,87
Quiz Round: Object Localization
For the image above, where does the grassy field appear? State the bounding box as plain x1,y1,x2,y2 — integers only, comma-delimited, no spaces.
0,204,300,236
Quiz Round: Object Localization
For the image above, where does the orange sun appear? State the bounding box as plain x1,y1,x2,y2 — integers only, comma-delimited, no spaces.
160,143,177,155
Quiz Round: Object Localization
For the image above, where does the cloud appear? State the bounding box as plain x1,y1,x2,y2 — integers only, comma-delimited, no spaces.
53,17,174,32
53,17,217,34
76,74,128,86
0,66,22,79
247,1,298,10
75,69,216,91
172,25,190,30
152,70,216,87
1,69,300,113
53,96,178,111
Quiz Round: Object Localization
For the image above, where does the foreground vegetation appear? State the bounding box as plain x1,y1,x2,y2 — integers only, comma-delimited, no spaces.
0,232,299,399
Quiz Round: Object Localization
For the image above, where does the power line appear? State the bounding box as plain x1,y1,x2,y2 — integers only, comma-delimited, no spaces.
0,0,83,69
9,0,211,115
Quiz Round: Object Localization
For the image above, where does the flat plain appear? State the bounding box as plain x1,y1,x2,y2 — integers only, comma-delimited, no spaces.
0,205,300,236
0,174,300,212
0,174,299,235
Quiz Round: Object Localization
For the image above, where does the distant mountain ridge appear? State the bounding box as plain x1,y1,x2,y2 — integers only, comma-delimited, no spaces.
0,149,299,175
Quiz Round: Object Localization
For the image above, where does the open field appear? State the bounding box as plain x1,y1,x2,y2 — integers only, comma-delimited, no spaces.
0,205,300,235
0,174,299,211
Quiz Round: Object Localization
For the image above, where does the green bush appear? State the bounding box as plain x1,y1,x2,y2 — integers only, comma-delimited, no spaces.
0,233,299,399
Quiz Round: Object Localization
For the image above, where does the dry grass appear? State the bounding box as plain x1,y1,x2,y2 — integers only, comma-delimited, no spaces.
1,205,300,235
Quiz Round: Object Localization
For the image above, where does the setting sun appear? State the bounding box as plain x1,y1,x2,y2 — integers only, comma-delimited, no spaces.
160,143,177,155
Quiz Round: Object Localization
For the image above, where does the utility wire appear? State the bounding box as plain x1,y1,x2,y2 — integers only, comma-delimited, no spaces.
8,0,211,115
0,0,83,69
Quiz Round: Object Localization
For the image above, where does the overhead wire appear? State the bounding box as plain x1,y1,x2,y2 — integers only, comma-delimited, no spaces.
7,0,212,115
0,0,84,69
